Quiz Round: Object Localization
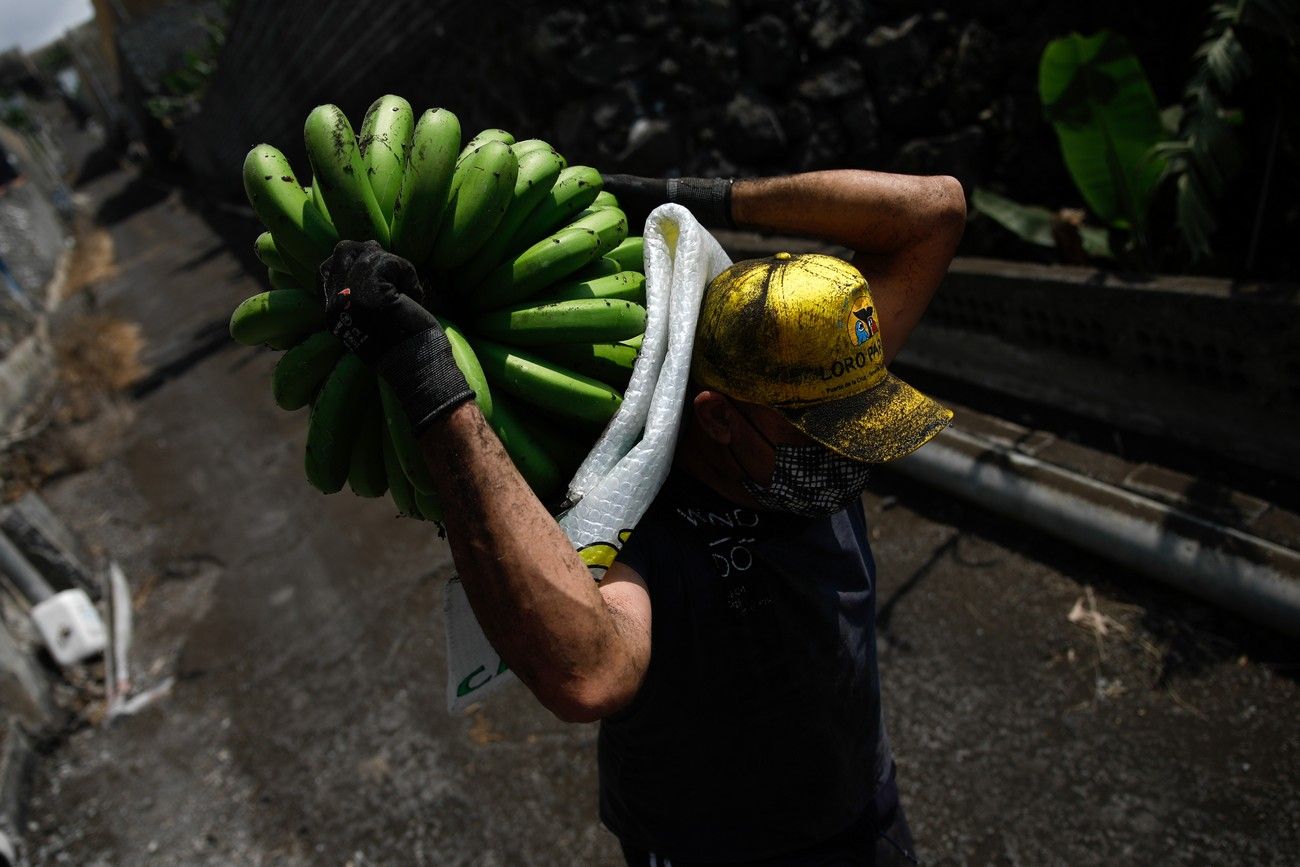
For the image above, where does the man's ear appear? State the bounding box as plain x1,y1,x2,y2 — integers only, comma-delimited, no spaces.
692,390,734,445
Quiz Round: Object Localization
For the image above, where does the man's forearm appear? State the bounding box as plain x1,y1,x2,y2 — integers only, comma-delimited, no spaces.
731,170,962,255
420,401,629,720
732,170,965,362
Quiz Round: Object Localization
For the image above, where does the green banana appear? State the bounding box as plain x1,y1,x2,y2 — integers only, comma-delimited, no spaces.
358,94,414,225
379,379,437,494
390,108,461,267
266,268,295,291
242,144,338,273
592,191,620,209
383,418,420,518
304,103,391,246
254,232,289,272
488,394,564,501
470,298,646,346
565,256,623,283
470,337,622,427
414,489,444,522
503,165,603,256
310,175,334,228
273,331,346,410
510,139,563,165
449,148,565,291
606,236,645,273
348,401,389,498
304,354,373,494
509,409,589,485
622,333,643,351
429,139,518,272
229,290,325,346
536,270,646,304
471,225,601,312
438,317,493,419
533,341,638,389
457,128,515,163
564,206,628,255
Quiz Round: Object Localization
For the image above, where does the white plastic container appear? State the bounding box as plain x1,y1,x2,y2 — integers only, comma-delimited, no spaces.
31,588,106,666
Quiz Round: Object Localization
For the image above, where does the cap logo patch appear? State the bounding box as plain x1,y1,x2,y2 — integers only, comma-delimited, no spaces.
851,306,878,345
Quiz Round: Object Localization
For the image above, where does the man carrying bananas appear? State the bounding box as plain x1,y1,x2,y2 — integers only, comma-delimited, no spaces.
322,168,965,866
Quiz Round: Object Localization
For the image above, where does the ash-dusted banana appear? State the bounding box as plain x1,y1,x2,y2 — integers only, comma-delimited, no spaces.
428,140,518,272
305,355,373,494
272,331,346,410
470,336,622,427
504,165,603,256
565,206,628,255
243,144,338,272
470,298,646,346
382,421,420,518
537,270,646,304
439,317,493,419
565,256,623,284
606,236,645,273
509,139,564,165
229,290,325,346
379,379,437,494
457,128,515,164
450,147,565,291
488,394,563,501
390,108,461,267
472,225,601,312
348,403,389,498
358,94,414,225
533,341,638,388
304,104,390,246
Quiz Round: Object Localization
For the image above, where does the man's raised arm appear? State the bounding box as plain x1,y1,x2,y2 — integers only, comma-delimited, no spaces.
730,171,966,363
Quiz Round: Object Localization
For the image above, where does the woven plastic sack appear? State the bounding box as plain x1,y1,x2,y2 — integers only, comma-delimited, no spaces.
443,204,733,712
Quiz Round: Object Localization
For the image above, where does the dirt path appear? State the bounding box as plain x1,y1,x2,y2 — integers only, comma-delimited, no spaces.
22,166,1299,866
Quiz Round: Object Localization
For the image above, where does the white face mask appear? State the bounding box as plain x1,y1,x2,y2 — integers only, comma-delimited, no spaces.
728,402,873,518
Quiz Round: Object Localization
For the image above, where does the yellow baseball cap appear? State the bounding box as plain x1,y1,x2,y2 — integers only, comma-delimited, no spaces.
692,252,953,463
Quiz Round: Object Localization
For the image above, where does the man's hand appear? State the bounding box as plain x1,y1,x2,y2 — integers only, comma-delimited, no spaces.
320,240,472,433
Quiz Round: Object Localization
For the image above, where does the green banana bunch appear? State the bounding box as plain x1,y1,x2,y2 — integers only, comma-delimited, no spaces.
235,96,657,518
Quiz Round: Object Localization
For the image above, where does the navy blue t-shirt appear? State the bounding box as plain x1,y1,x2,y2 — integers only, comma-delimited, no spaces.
598,469,893,863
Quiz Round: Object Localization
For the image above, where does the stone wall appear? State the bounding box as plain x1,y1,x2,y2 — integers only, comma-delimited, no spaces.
181,0,1292,275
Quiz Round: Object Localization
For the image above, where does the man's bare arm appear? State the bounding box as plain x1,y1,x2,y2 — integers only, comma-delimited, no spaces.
730,170,966,362
421,402,650,723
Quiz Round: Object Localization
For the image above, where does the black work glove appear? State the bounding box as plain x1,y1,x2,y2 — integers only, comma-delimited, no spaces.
600,174,735,229
321,240,472,434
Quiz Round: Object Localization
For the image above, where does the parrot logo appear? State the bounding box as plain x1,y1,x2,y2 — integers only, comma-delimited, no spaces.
577,528,635,578
852,306,878,345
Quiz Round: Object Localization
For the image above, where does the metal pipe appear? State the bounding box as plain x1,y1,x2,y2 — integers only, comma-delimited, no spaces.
892,427,1300,639
0,531,53,605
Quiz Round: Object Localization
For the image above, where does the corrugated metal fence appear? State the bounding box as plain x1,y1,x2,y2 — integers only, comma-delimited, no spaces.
179,0,565,198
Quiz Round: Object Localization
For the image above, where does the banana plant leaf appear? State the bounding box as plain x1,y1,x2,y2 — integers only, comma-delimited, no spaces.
971,187,1113,259
1039,31,1167,237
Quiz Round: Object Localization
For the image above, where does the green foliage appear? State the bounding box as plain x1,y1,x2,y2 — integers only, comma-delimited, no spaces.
145,8,231,124
971,188,1113,259
1153,0,1300,262
1039,31,1167,256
